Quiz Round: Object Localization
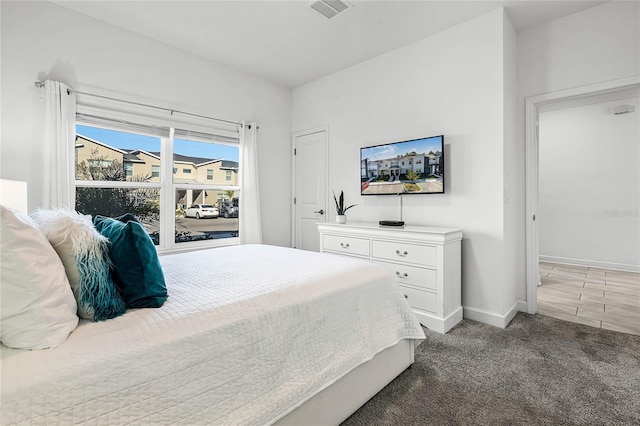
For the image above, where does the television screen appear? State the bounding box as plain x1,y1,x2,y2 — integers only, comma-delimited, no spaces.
360,135,444,195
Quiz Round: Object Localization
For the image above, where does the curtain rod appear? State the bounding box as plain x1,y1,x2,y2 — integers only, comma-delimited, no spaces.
34,81,245,127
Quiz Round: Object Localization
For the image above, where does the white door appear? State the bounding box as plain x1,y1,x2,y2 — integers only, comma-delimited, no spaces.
293,128,327,251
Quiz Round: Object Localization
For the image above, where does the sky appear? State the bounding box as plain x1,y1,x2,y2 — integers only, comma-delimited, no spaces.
361,135,443,162
77,125,239,162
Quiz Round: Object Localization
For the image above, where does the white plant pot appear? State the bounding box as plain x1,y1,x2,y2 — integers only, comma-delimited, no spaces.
336,215,347,224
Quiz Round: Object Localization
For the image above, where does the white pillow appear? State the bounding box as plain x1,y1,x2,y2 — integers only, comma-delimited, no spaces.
0,205,78,349
31,208,126,321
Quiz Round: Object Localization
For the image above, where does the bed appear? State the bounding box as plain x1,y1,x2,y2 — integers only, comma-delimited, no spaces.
1,244,424,425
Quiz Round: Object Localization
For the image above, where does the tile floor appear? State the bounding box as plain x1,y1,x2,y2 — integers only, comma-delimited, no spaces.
538,262,640,336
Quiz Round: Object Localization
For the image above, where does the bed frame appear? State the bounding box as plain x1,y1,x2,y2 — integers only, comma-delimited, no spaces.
275,339,415,425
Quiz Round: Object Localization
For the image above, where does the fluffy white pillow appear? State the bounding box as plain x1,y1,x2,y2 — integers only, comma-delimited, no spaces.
31,209,126,321
0,205,78,349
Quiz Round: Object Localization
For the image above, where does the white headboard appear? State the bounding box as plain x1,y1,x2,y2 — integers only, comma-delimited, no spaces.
0,179,28,213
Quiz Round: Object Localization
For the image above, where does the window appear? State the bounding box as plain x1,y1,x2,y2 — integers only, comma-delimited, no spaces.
173,136,239,242
88,159,112,168
74,112,242,252
75,125,162,244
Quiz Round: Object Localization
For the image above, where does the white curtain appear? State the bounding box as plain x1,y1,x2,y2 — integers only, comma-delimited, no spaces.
239,122,262,244
42,80,76,209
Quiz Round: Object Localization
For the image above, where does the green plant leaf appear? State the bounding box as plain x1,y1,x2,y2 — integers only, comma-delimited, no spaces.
332,190,356,215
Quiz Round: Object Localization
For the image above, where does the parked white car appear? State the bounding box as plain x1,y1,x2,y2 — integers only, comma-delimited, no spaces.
184,204,219,219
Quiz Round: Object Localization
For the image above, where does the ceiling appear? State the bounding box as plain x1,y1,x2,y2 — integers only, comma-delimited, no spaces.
52,0,606,88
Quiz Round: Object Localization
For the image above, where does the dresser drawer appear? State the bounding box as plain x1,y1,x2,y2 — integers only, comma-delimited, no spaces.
372,240,437,266
374,260,437,291
398,285,437,314
322,234,370,257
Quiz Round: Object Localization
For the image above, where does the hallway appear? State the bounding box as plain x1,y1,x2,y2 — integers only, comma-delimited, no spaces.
538,262,640,336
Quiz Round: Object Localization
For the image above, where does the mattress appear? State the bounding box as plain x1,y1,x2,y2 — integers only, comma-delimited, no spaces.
1,244,424,425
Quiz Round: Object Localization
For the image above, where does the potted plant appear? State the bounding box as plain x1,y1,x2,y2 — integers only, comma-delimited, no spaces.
333,190,356,224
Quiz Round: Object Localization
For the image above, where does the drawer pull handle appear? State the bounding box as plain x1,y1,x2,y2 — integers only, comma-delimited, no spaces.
404,294,408,299
340,243,350,249
396,271,408,278
395,250,408,257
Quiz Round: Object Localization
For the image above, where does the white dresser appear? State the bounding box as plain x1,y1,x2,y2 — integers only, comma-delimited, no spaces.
317,222,463,334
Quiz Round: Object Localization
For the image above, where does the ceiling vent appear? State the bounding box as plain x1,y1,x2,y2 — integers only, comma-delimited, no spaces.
308,0,352,19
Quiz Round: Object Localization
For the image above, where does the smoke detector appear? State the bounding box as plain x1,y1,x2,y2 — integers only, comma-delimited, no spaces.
308,0,353,19
613,105,636,115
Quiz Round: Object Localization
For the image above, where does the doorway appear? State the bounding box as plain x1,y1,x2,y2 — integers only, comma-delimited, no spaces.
525,76,640,334
291,126,328,251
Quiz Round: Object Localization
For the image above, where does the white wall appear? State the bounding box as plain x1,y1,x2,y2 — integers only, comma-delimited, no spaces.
293,8,517,325
518,1,640,99
0,1,292,247
501,11,520,318
516,0,640,296
538,92,640,271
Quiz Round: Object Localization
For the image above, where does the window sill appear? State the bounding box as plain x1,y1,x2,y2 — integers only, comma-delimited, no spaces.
156,237,240,256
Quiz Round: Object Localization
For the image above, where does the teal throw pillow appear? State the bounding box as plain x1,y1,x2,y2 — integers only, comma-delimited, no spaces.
93,216,168,309
32,209,127,321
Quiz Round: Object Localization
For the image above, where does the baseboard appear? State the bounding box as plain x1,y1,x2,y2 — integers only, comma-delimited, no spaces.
463,300,524,329
504,300,523,325
539,255,640,273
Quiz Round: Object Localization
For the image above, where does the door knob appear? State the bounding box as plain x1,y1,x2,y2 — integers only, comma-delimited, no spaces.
314,209,324,215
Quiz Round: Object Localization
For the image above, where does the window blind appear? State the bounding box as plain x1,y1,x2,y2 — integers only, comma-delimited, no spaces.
76,113,170,138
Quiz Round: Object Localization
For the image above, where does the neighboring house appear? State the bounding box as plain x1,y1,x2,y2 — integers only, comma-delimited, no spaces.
361,151,442,180
426,152,443,175
75,135,127,173
75,134,239,207
171,153,238,185
126,150,161,182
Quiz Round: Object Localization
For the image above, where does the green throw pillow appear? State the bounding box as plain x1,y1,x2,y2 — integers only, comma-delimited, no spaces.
93,215,168,309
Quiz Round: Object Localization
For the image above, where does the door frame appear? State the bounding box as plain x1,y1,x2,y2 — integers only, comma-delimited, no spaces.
291,125,329,248
524,75,640,314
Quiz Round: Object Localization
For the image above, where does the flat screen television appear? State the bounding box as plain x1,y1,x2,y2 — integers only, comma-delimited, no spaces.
360,135,444,195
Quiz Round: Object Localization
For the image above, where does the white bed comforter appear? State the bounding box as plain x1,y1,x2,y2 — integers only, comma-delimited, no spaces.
1,244,424,425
